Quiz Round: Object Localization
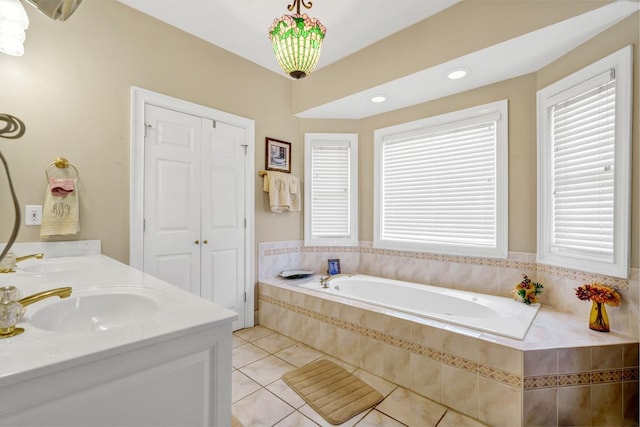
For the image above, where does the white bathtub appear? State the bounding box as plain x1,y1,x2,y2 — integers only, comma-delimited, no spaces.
298,275,540,340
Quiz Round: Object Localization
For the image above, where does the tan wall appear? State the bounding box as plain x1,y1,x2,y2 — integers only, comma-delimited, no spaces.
0,1,299,263
0,2,637,271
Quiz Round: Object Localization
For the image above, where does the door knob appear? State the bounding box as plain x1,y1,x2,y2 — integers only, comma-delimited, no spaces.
195,240,200,244
203,240,209,244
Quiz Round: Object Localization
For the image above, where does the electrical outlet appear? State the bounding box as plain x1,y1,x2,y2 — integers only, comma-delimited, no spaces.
25,205,42,225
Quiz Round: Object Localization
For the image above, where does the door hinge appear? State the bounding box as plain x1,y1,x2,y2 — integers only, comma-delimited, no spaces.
144,123,152,138
244,292,247,302
143,219,146,232
244,218,246,229
212,120,216,129
241,144,248,156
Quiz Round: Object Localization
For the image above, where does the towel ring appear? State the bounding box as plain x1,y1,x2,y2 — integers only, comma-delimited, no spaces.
45,157,79,180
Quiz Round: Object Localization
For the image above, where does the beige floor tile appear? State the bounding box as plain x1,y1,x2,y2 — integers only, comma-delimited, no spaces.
437,410,488,427
253,333,297,354
232,343,270,369
352,369,397,397
232,414,244,427
232,370,262,403
266,379,306,409
240,355,297,386
274,411,320,427
232,389,294,427
355,409,407,426
376,387,447,427
234,325,276,342
274,343,324,367
232,335,247,349
298,404,372,427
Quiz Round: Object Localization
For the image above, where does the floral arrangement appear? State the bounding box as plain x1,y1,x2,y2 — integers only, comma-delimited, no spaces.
512,274,543,305
574,283,621,306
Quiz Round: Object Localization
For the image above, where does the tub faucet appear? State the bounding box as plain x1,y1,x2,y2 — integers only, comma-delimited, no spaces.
319,273,352,288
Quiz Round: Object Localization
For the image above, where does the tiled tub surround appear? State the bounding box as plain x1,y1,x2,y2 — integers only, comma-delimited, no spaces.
257,241,639,426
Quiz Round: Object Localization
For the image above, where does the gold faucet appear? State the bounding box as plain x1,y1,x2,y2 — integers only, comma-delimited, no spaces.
0,287,72,339
0,252,44,273
319,273,352,288
16,253,44,263
18,287,72,308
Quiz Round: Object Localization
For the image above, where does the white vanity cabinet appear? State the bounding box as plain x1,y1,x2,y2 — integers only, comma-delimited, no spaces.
0,244,236,427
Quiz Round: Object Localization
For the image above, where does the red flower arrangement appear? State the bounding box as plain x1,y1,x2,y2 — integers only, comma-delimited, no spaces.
574,283,621,306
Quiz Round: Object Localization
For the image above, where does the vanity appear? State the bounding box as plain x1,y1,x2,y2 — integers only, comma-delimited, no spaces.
0,241,236,427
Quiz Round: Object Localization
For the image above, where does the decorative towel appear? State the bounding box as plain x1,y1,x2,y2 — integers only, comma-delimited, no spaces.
263,171,301,213
40,178,80,237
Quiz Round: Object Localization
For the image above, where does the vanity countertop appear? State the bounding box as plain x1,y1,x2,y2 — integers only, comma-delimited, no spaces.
0,248,237,386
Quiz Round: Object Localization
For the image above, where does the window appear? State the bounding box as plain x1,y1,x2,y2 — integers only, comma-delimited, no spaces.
304,133,358,246
374,100,508,258
537,46,632,278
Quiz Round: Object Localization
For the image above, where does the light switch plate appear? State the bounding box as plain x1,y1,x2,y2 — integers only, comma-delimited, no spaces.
25,205,42,225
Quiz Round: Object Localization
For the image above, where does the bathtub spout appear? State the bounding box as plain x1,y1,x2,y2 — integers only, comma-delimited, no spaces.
320,273,352,288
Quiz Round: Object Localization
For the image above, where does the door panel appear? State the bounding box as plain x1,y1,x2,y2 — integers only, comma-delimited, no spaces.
201,119,246,330
143,105,201,296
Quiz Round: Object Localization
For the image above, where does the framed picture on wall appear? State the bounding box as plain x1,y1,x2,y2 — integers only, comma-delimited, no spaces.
265,137,291,173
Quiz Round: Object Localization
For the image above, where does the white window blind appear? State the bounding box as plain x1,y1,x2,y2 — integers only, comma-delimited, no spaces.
537,45,632,279
311,142,350,237
550,70,615,258
304,133,358,246
374,100,508,258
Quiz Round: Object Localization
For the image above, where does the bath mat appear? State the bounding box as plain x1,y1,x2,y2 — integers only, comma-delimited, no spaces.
281,359,384,425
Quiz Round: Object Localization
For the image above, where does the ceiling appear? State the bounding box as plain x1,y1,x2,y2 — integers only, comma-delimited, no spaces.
117,0,638,119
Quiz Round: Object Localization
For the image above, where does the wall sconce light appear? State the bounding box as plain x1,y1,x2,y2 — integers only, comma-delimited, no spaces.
0,0,29,56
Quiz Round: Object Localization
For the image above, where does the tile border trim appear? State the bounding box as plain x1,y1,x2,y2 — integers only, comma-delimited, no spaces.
524,367,640,389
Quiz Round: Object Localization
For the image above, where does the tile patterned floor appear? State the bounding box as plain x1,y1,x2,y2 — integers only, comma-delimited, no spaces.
232,326,488,427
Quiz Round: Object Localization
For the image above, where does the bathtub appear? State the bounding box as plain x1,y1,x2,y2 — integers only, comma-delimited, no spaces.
298,275,540,340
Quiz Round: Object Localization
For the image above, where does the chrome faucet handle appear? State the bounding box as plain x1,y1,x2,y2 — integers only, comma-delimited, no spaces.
0,286,25,338
319,276,329,288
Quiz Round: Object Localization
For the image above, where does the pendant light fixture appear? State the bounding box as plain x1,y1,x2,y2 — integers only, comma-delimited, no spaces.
0,0,29,56
268,0,326,79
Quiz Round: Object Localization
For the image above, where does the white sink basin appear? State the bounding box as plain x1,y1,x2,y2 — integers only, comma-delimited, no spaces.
29,293,159,333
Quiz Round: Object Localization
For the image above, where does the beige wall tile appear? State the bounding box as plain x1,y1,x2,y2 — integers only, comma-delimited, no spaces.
478,341,522,376
360,336,385,377
359,310,385,333
591,383,623,426
524,349,557,376
411,322,443,351
383,316,412,341
557,347,590,373
337,329,361,367
558,385,590,426
338,304,361,324
523,388,558,426
441,365,479,419
443,330,478,362
622,381,639,426
302,316,322,348
623,343,639,367
383,344,411,388
591,345,623,370
410,353,442,402
478,378,522,427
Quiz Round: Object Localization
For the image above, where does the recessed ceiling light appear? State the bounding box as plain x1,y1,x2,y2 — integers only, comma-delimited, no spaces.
446,68,470,80
370,95,386,103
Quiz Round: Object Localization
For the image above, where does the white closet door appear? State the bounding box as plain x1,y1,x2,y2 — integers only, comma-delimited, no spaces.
143,104,202,296
201,119,246,330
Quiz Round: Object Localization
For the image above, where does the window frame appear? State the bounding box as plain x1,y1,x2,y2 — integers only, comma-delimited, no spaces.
304,132,359,247
537,45,632,279
373,100,509,258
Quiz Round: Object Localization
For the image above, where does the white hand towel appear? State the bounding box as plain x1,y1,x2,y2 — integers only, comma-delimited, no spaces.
40,179,80,237
263,171,301,213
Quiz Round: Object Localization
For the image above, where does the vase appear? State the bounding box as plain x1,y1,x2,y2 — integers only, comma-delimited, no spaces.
589,301,610,332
